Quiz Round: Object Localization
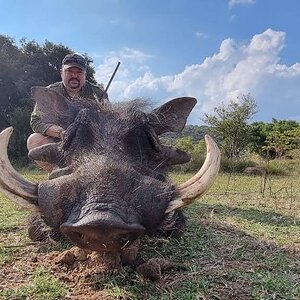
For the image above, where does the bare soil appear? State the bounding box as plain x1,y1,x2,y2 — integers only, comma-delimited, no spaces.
0,229,181,299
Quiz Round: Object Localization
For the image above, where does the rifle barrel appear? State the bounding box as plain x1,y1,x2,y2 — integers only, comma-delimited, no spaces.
104,61,121,93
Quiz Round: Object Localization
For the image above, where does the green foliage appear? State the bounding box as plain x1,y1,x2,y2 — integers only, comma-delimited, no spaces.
203,94,258,159
220,157,256,173
175,136,194,152
0,35,21,129
266,158,300,175
7,104,33,164
174,137,206,172
160,124,208,146
249,119,300,158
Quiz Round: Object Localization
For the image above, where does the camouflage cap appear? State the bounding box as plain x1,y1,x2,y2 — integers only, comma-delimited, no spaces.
62,53,87,71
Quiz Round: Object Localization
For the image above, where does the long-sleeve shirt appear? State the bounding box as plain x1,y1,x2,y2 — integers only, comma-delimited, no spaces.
30,81,110,134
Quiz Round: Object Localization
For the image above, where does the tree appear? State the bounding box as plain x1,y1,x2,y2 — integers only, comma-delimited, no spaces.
175,137,206,172
175,137,195,153
203,94,257,159
249,119,300,158
160,125,207,146
0,35,22,128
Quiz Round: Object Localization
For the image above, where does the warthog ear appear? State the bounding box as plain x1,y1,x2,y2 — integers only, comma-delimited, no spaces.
61,108,95,152
31,86,79,129
148,97,197,135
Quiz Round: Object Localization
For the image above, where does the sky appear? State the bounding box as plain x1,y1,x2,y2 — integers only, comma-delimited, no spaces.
1,0,300,124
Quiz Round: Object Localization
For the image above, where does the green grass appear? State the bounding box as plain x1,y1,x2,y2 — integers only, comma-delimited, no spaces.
0,197,29,266
187,173,299,246
0,169,299,299
0,268,67,300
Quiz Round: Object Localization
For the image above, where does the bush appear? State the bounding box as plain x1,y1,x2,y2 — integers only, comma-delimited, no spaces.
284,149,300,160
7,104,32,166
266,159,300,176
220,157,257,173
170,138,205,172
171,156,206,173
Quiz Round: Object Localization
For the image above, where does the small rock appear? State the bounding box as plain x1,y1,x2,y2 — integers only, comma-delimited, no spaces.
73,247,88,261
137,260,162,281
136,258,175,281
55,250,75,265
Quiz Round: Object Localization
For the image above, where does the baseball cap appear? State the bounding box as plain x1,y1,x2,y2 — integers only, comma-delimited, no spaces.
62,53,87,71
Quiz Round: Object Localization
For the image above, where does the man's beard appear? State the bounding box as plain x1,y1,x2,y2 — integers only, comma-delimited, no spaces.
68,78,80,89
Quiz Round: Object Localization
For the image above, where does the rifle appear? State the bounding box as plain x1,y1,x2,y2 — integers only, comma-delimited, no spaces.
100,61,120,100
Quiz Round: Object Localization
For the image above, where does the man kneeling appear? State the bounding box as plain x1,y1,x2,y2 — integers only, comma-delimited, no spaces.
27,53,109,171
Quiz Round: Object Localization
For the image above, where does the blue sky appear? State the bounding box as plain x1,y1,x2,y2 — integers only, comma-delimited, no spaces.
1,0,300,124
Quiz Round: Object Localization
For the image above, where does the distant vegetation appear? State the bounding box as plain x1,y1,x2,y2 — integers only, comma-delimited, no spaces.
164,96,300,175
1,33,300,173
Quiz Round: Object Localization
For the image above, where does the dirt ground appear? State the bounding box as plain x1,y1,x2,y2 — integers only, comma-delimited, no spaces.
1,245,110,299
0,232,181,300
1,221,299,300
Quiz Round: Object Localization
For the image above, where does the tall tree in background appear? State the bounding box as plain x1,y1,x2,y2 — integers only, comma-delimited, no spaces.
0,34,98,164
0,35,21,129
249,119,300,158
203,94,258,159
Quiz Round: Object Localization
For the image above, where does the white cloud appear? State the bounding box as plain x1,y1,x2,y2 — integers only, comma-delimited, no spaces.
94,47,152,100
94,29,300,124
228,0,255,9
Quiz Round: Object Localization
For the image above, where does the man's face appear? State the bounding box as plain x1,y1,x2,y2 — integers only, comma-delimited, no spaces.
61,67,86,92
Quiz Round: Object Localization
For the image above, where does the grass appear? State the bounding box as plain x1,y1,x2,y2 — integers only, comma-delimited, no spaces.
177,172,300,247
1,268,67,300
0,168,299,299
0,198,28,266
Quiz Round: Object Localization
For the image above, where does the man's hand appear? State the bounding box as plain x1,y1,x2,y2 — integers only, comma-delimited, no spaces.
45,125,65,139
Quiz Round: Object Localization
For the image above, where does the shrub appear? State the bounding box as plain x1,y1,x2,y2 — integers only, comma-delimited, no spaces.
220,157,257,173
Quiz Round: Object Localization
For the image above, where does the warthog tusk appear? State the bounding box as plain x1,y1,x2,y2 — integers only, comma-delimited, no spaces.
166,135,220,213
0,127,38,210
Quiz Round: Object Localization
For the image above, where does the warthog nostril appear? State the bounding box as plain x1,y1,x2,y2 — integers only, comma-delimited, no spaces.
60,217,145,251
71,231,85,242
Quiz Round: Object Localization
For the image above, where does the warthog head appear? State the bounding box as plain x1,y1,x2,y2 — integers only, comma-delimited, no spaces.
0,87,220,254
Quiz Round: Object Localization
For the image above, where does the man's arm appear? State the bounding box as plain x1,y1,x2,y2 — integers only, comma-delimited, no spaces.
30,103,52,134
30,104,65,138
92,83,111,107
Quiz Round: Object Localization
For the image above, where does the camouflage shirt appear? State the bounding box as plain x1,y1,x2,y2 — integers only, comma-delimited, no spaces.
30,81,110,134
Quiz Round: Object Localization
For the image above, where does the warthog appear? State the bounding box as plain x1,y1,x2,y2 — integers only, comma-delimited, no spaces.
0,87,220,265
